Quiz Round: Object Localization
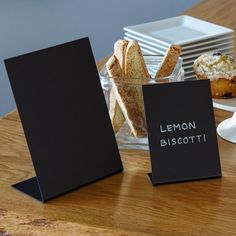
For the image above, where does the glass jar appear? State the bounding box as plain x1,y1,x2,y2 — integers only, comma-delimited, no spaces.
100,55,184,150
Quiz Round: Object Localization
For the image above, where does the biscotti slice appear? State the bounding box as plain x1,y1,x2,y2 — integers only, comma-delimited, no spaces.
114,39,128,74
124,41,150,137
106,55,125,132
107,55,147,137
106,39,128,132
109,87,125,132
155,45,182,79
125,41,150,81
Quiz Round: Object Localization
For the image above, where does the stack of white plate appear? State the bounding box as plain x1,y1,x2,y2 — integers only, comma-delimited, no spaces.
124,15,234,80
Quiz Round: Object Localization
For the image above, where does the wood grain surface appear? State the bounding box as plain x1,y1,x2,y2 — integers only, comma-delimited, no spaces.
1,0,236,235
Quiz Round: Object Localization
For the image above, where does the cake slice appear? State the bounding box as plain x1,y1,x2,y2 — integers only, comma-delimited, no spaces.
107,55,147,137
155,45,182,79
193,52,236,98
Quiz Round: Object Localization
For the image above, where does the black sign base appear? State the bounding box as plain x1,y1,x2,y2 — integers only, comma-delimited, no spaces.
12,168,123,202
147,173,165,185
12,177,43,202
147,173,221,186
147,173,154,185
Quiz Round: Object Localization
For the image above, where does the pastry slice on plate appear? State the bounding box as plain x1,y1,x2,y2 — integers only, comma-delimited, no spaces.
193,52,236,98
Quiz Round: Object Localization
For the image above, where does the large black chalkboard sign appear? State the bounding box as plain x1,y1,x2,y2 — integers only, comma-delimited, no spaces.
4,37,123,202
142,80,221,185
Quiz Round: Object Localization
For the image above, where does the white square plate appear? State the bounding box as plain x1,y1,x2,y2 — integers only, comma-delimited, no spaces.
141,47,233,78
131,39,233,61
140,48,233,66
124,35,233,57
124,15,233,46
124,32,234,51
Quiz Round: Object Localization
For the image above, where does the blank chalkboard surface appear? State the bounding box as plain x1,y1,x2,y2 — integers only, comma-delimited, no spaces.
4,37,123,202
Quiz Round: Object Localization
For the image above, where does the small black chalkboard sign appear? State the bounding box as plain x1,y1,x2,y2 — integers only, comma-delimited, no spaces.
142,80,221,185
4,37,123,202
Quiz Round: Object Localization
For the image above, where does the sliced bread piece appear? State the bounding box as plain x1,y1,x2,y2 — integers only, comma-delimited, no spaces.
107,55,147,137
155,45,182,79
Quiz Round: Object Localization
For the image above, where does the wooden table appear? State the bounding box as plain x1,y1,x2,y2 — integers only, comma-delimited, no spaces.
1,0,236,235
